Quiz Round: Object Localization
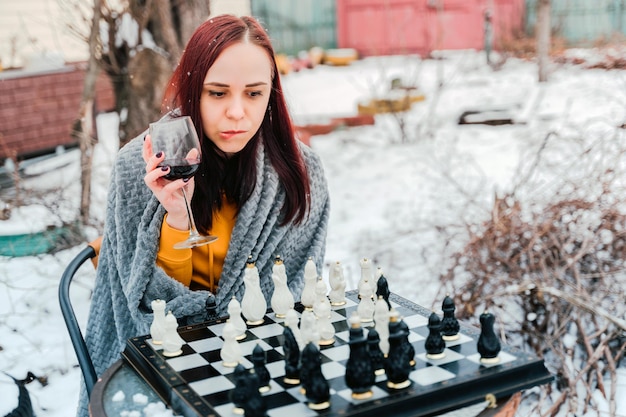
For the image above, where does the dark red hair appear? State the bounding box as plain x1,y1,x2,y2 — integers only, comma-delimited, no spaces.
162,15,310,232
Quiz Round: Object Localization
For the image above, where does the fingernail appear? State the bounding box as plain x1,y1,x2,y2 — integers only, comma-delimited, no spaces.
155,152,163,158
143,135,146,141
161,166,169,171
183,177,190,183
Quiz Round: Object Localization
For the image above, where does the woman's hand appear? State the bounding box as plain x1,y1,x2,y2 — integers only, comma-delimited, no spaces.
142,134,193,230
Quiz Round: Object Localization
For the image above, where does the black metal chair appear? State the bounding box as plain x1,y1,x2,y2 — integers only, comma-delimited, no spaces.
58,238,100,397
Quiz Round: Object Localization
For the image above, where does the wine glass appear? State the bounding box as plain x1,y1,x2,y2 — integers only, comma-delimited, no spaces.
149,116,218,249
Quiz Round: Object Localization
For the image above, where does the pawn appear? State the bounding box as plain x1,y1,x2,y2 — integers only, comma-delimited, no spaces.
251,344,271,393
301,342,331,410
314,278,331,315
241,257,267,325
477,311,501,364
441,294,460,341
221,319,243,367
376,274,391,310
345,312,375,399
357,280,375,323
374,295,390,356
285,308,304,350
162,311,185,357
384,310,412,390
270,255,294,318
150,299,167,345
367,328,385,375
301,257,318,310
300,308,320,348
241,370,268,417
228,296,247,341
229,364,249,415
358,258,374,299
314,294,335,346
328,261,346,306
282,325,301,385
425,312,446,360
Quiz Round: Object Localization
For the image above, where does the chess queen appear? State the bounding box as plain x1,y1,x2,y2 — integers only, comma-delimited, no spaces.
79,14,330,417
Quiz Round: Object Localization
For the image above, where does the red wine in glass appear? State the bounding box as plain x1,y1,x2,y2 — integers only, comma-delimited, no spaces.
158,158,201,181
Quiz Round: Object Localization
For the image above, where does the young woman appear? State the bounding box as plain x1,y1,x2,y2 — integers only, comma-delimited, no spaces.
78,14,329,416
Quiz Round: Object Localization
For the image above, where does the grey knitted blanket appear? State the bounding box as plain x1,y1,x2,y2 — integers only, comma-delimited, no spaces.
76,133,329,416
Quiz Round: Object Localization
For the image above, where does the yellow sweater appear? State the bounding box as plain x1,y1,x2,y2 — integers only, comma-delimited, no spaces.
156,199,237,293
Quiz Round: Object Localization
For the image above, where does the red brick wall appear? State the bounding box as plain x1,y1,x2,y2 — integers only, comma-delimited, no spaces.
0,63,115,161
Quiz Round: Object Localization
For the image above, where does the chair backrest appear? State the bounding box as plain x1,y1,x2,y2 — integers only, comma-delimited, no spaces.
58,243,98,397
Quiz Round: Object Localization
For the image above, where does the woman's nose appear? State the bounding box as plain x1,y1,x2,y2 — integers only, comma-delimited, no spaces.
226,98,244,120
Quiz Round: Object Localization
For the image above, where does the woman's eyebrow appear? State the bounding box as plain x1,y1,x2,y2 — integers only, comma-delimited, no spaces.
204,81,268,87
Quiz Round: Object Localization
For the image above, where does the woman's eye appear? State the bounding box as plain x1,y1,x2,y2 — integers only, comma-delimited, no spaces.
248,91,263,97
208,90,225,97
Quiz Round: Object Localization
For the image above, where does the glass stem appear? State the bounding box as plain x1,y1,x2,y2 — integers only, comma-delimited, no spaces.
181,186,200,239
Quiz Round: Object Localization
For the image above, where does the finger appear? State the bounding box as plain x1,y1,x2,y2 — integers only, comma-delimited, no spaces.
144,165,171,189
142,134,154,163
186,148,200,161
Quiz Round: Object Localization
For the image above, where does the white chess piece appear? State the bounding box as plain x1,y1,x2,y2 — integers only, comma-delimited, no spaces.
300,309,320,348
328,261,346,306
314,278,331,317
285,308,304,350
357,281,375,323
150,299,167,345
241,257,267,325
300,257,318,310
358,258,375,299
220,319,242,367
314,296,335,346
375,296,390,355
270,255,294,318
228,296,247,340
162,311,185,357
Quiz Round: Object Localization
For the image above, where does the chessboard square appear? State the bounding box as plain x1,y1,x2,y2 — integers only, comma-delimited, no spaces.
262,379,286,396
208,321,226,338
416,348,465,365
320,344,350,362
263,348,285,364
166,353,209,371
189,375,234,396
265,360,286,379
249,323,286,339
213,403,242,417
408,331,425,344
466,351,517,367
321,360,346,380
179,364,220,382
264,335,284,349
188,337,223,353
239,339,273,356
181,326,216,342
403,314,428,329
410,366,456,386
267,401,319,417
336,384,388,405
210,357,253,374
334,298,357,309
334,330,350,343
444,332,474,348
328,310,346,323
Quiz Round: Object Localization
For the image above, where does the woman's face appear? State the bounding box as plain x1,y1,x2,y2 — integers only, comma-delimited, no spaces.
200,42,273,155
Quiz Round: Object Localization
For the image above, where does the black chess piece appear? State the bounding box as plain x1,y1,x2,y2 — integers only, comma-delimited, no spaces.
229,363,249,414
282,326,301,384
441,294,460,341
345,313,375,399
301,342,331,410
299,341,317,395
397,318,416,367
384,312,412,389
205,297,219,322
251,344,271,393
425,312,446,360
477,310,501,364
367,328,385,375
376,274,391,309
242,369,268,417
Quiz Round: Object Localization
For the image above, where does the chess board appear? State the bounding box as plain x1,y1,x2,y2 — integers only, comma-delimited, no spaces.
122,291,552,417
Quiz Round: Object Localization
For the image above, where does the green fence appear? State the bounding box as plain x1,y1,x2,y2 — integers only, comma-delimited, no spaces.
251,0,337,55
525,0,626,43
